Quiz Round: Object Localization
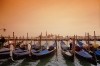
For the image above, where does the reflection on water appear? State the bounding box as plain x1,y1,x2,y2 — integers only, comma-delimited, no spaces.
76,57,91,66
0,41,100,66
18,58,38,66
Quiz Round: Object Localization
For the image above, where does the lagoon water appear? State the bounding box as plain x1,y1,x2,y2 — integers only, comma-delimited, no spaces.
0,41,100,66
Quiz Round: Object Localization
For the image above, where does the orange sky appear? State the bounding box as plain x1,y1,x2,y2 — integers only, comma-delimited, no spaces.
0,0,100,37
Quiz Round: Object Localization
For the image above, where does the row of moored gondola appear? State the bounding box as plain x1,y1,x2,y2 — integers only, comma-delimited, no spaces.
0,41,56,60
60,33,100,65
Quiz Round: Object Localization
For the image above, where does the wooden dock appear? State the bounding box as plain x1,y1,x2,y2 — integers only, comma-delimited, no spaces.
1,36,100,41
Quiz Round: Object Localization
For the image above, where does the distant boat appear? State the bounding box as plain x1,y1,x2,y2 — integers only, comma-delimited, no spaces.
60,41,74,62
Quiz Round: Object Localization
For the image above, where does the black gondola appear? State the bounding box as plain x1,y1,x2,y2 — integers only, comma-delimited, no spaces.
60,41,74,62
75,41,97,65
31,41,56,59
0,47,10,59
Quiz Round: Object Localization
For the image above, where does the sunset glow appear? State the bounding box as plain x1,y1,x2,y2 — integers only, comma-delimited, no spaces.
0,0,100,37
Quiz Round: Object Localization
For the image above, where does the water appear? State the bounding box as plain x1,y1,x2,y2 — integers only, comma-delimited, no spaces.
0,41,100,66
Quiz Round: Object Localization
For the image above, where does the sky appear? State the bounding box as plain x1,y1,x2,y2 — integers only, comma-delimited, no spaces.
0,0,100,37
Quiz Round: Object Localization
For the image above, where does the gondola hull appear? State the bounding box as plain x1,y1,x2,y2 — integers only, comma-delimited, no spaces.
61,50,74,62
60,41,74,62
13,48,30,60
94,50,100,60
31,48,56,60
0,48,10,59
75,51,97,65
0,52,10,59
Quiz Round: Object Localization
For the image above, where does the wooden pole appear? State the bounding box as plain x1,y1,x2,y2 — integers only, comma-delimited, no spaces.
26,33,28,44
92,31,97,65
85,32,87,44
94,31,96,44
15,37,17,46
13,32,16,47
46,30,47,37
66,36,68,44
46,31,47,43
31,37,32,44
55,36,58,61
27,33,28,40
13,32,14,39
23,36,24,41
72,35,75,58
87,33,91,51
40,32,42,50
76,35,77,41
34,39,35,45
87,33,90,44
8,35,10,45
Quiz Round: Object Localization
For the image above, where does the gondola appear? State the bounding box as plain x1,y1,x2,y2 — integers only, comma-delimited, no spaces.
0,41,30,60
0,47,10,59
60,41,74,62
94,49,100,60
31,41,56,59
83,32,100,60
75,40,97,65
13,41,32,60
92,31,100,60
0,41,10,59
13,48,29,60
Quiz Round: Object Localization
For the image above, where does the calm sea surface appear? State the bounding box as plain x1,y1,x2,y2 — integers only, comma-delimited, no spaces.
0,41,100,66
